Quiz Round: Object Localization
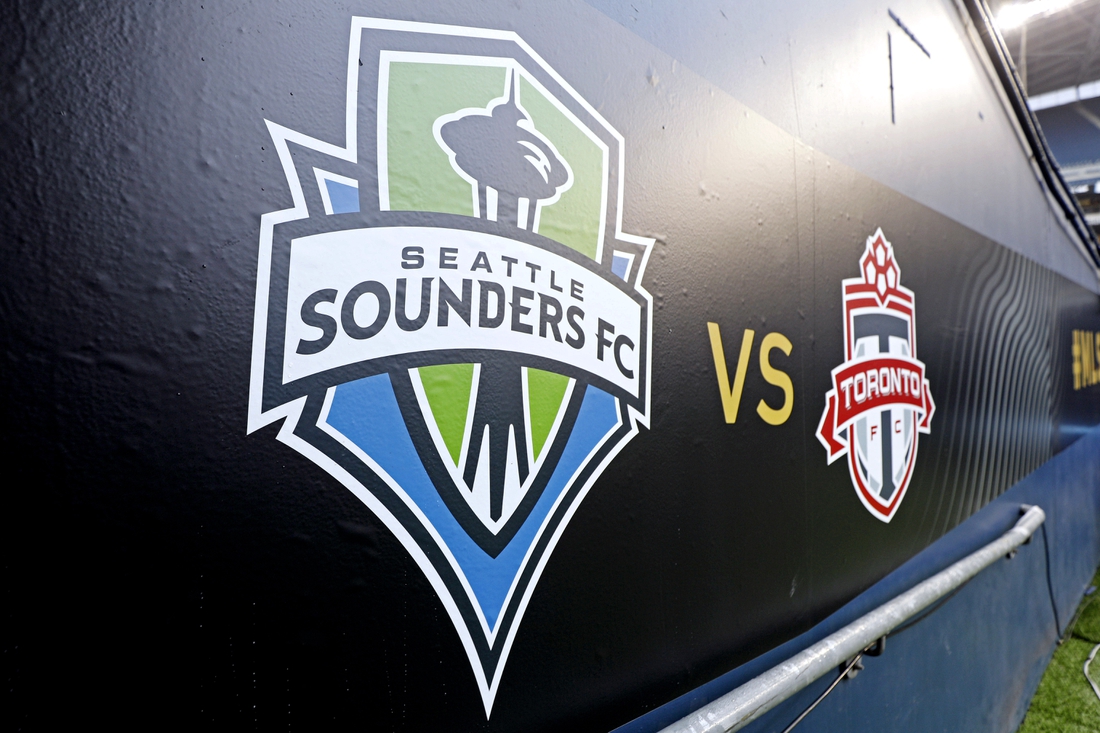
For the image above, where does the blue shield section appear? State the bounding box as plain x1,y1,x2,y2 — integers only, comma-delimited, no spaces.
323,372,621,631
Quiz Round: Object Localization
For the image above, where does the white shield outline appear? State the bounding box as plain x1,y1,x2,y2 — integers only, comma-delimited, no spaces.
244,17,654,716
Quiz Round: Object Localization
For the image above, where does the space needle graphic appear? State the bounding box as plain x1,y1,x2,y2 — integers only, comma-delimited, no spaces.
388,67,582,547
435,67,573,231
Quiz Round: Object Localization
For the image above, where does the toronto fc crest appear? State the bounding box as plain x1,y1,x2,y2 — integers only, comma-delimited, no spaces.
816,230,934,523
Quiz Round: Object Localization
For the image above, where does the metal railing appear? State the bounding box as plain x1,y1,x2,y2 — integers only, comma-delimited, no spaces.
659,505,1047,733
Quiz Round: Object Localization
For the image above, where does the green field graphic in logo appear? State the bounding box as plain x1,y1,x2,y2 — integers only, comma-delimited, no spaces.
417,362,475,466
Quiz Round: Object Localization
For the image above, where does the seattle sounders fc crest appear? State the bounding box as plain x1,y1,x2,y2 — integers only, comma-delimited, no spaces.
247,18,652,714
816,230,934,523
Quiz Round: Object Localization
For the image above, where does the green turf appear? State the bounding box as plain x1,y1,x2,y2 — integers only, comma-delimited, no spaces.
1017,567,1100,733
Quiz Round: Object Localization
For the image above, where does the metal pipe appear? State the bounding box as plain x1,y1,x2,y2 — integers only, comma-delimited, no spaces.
659,505,1047,733
1020,23,1028,95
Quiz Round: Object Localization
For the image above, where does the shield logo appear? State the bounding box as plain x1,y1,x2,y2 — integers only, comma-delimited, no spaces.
246,18,652,715
816,230,934,522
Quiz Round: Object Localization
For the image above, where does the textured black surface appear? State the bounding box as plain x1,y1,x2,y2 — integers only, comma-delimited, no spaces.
3,1,1100,731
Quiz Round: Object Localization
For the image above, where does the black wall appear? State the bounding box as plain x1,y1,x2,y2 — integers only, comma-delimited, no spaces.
3,1,1099,730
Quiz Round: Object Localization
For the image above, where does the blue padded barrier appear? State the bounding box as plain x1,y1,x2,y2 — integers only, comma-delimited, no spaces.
618,424,1100,733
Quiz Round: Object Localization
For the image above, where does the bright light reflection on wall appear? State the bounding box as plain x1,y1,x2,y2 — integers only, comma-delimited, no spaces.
996,0,1081,30
998,0,1082,29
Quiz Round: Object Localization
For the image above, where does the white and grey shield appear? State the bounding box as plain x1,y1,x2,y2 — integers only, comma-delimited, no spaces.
850,311,917,504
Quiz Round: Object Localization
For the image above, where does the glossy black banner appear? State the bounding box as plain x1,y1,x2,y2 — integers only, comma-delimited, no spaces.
3,1,1099,731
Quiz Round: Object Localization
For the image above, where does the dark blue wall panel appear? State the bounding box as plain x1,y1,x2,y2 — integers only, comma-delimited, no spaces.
621,425,1100,733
